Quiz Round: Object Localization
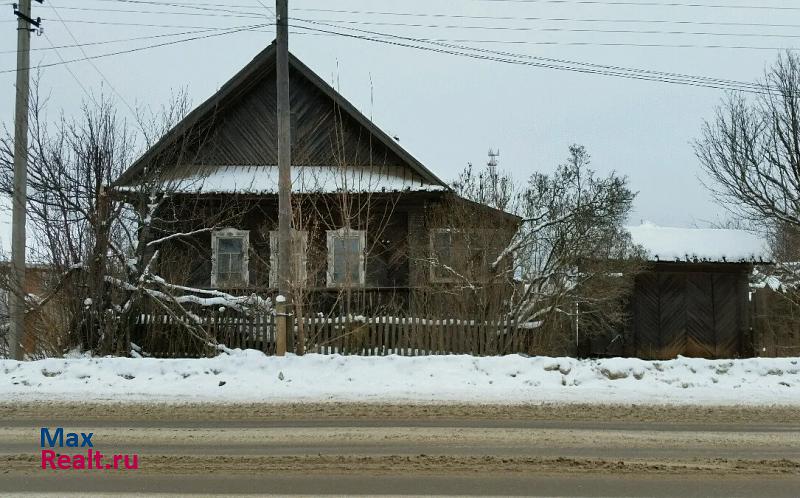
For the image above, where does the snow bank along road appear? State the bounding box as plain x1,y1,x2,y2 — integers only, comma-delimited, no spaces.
2,351,800,405
1,403,799,496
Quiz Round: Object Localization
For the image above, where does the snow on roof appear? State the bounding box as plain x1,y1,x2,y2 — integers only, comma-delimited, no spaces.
161,165,447,194
627,222,770,263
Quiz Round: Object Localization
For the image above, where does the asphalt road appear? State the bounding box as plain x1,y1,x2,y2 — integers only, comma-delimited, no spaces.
1,404,798,497
2,474,800,497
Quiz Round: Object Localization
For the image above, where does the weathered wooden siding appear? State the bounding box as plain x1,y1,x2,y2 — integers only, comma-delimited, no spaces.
141,59,426,188
155,194,413,291
148,192,517,317
685,272,714,357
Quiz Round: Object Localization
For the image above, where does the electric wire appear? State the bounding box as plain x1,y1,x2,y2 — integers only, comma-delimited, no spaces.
0,2,784,95
49,0,153,126
286,7,800,30
0,22,272,75
290,19,770,93
476,0,800,11
43,32,101,108
293,18,765,89
292,32,799,52
302,17,800,40
0,26,241,55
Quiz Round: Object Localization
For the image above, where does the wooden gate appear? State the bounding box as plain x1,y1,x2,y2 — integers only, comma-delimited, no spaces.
630,265,749,359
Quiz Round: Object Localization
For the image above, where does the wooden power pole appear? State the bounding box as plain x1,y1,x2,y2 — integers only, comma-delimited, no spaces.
9,0,38,360
275,0,294,354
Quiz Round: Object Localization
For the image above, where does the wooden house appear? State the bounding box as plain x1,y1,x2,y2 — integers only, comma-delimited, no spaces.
113,43,519,317
600,223,770,359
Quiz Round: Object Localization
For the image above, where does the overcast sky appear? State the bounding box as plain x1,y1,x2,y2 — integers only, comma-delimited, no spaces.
1,0,798,248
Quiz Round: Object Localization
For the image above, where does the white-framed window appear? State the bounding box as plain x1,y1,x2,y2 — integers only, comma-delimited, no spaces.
211,228,249,288
269,229,309,287
326,228,366,287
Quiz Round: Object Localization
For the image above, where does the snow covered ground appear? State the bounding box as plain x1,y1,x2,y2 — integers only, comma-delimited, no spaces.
1,351,799,406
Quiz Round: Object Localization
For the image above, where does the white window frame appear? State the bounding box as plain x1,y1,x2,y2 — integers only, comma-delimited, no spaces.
326,227,366,287
269,229,309,287
211,228,249,288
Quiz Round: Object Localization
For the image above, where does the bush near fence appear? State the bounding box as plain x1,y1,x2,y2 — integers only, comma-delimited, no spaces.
751,288,800,357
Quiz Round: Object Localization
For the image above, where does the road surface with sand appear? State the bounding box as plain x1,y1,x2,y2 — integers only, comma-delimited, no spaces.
1,402,798,496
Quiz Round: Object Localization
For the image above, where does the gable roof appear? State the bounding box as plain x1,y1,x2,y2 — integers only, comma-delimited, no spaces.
627,222,770,264
115,42,448,192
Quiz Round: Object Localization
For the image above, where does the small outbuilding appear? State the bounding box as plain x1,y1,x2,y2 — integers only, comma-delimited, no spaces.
619,223,769,359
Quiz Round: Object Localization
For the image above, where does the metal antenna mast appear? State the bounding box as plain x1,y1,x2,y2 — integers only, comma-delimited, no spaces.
487,148,500,207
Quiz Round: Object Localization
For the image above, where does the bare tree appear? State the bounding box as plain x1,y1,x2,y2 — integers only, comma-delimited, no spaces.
696,52,800,229
281,113,404,353
0,83,270,357
438,145,643,354
452,161,518,213
695,52,800,350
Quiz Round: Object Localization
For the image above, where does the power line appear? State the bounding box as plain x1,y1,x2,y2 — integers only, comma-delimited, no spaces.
303,17,800,40
95,0,265,9
290,28,798,52
48,0,148,126
289,19,799,53
252,0,276,18
359,37,799,51
290,19,769,93
43,32,100,108
95,0,267,16
8,4,800,32
47,9,800,43
16,19,260,29
476,0,800,10
292,7,800,31
0,3,777,95
0,27,237,55
303,17,756,88
38,6,263,19
0,23,272,75
61,2,800,28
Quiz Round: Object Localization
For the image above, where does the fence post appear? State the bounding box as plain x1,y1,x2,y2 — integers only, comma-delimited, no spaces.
276,295,287,356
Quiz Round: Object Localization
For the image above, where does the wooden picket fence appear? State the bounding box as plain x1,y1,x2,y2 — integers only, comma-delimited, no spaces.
302,316,534,356
135,312,537,357
135,311,277,357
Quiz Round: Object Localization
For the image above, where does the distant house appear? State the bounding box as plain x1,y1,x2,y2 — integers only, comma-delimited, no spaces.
610,223,769,359
113,43,518,317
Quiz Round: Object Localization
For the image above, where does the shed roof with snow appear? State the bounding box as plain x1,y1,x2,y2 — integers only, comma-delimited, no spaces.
627,222,770,264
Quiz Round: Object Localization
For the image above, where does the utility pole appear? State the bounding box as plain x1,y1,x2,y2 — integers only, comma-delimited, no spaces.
275,0,295,354
9,1,40,360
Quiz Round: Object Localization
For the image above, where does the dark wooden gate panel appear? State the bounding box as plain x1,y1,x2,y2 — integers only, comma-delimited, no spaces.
658,272,687,359
630,266,749,360
686,273,715,357
712,273,741,358
633,273,660,358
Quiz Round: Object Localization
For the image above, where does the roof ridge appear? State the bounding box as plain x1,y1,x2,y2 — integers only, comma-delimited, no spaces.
114,42,449,190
